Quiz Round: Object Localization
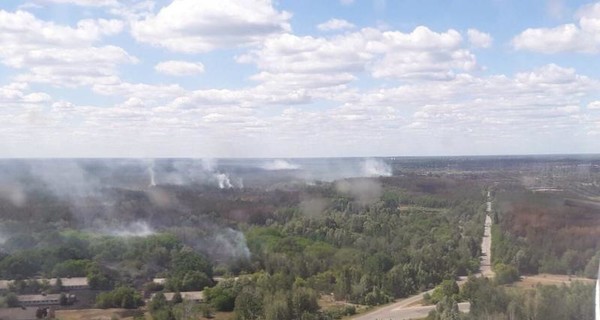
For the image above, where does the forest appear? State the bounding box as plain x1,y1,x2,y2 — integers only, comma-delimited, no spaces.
0,157,597,319
491,184,600,278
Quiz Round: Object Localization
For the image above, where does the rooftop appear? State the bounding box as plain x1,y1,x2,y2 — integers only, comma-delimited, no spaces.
152,291,204,302
18,294,61,303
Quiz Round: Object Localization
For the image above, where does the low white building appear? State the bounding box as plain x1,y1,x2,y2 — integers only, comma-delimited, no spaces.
151,291,204,303
0,277,89,291
50,277,89,290
18,293,76,306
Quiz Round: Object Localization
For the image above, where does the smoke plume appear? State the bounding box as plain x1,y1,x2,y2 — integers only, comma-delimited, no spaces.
102,221,155,237
361,158,392,177
262,160,301,170
216,173,233,189
148,161,156,187
335,178,383,205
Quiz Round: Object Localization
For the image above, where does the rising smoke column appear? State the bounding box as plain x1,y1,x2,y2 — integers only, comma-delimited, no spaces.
216,173,233,189
148,160,156,187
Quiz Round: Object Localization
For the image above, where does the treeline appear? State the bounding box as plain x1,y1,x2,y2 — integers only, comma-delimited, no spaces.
237,176,486,308
427,276,595,320
0,231,214,294
492,185,600,277
0,174,488,317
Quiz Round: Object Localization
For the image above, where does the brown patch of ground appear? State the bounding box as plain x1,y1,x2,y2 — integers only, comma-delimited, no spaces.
56,309,234,320
513,273,595,289
55,308,141,320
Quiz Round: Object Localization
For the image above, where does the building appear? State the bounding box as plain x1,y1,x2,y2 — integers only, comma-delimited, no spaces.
0,277,89,291
17,293,75,306
151,291,204,303
51,277,89,290
0,280,11,292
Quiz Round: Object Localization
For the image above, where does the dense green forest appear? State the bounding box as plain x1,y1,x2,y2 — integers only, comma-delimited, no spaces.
426,276,595,320
0,157,598,319
0,173,488,319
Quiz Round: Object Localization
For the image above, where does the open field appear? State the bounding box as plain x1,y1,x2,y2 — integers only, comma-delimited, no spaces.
514,274,595,288
55,308,142,320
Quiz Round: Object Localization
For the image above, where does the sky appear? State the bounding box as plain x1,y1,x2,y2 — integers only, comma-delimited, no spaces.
1,0,600,158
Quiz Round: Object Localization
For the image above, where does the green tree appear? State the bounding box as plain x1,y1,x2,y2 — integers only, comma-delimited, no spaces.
428,279,460,304
5,292,20,307
205,285,237,311
172,292,183,305
494,263,519,285
234,287,263,320
291,287,319,318
263,295,291,320
149,292,168,313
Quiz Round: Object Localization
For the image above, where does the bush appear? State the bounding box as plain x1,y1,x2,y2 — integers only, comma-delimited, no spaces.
96,286,143,309
427,280,460,304
494,263,519,285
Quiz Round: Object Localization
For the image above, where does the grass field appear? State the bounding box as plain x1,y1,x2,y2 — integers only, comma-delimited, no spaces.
55,308,235,320
55,308,142,320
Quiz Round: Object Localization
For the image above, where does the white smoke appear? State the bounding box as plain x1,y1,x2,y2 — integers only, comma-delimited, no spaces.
300,197,329,217
0,185,26,207
148,161,156,187
262,159,301,170
29,160,100,199
212,228,251,260
158,159,242,189
216,173,233,189
236,177,244,189
201,158,217,172
361,158,392,177
335,178,383,205
105,221,155,237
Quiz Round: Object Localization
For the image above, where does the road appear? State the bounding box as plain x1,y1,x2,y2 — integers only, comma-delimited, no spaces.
353,302,470,320
479,205,493,278
353,190,494,320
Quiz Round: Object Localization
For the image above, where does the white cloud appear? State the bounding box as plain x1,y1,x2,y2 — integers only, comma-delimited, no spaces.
155,60,205,76
36,0,118,6
170,86,311,109
467,29,493,48
0,11,123,46
2,62,599,157
131,0,291,53
512,2,600,53
588,101,600,109
0,10,133,86
368,26,476,80
13,46,136,87
0,82,51,104
0,3,598,157
92,81,186,101
317,18,355,31
238,26,478,90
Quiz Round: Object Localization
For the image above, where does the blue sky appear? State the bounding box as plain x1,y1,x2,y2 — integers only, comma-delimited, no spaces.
0,0,599,157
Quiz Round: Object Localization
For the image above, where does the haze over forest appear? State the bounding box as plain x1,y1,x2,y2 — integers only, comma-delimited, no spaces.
0,1,599,320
